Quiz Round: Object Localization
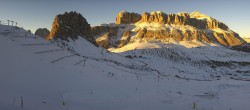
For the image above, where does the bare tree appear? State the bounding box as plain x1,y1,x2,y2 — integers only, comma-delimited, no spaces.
7,20,10,25
0,21,1,24
15,22,18,26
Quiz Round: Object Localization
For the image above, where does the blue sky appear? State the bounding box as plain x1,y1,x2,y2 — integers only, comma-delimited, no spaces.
0,0,249,37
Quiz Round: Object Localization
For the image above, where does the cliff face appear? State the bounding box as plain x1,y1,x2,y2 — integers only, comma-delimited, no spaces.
189,12,229,30
91,25,120,48
133,27,243,46
116,11,142,24
47,11,97,46
92,11,245,49
91,25,119,37
117,11,229,30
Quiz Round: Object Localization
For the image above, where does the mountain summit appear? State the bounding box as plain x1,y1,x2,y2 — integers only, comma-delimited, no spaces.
93,11,245,50
116,11,229,30
47,11,97,46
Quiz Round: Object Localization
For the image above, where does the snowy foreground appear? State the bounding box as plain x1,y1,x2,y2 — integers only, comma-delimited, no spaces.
0,25,250,110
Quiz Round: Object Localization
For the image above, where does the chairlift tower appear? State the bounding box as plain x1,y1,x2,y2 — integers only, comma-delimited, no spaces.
7,20,10,26
11,21,14,26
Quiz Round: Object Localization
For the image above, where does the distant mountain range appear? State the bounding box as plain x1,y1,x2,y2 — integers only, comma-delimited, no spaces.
91,11,246,51
40,11,246,49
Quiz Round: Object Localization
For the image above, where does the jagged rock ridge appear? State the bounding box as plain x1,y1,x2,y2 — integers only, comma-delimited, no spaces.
47,11,97,46
116,11,141,24
116,11,229,30
92,11,245,48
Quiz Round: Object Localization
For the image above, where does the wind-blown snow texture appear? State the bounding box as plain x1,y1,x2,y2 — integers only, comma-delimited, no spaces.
1,25,250,110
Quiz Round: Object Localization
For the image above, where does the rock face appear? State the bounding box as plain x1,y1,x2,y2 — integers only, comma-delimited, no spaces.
115,11,229,30
115,11,229,31
140,12,168,24
118,30,131,48
35,28,50,39
116,11,142,24
47,11,97,46
93,11,246,49
91,25,119,37
91,25,120,48
133,28,244,46
96,33,110,49
139,11,229,30
189,12,229,30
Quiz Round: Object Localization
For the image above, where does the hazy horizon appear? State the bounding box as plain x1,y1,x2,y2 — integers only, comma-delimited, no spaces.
0,0,249,38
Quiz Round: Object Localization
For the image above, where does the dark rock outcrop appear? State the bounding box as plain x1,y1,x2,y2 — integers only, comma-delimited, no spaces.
232,43,250,53
47,11,97,46
96,33,110,49
91,25,119,37
118,30,131,47
92,25,120,48
35,28,50,39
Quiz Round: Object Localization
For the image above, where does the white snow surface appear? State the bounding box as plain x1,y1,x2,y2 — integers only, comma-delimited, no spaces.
1,25,250,110
190,11,212,20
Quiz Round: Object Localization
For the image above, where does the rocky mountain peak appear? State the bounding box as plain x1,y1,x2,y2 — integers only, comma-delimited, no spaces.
116,11,229,30
47,11,97,46
93,11,246,48
115,11,142,24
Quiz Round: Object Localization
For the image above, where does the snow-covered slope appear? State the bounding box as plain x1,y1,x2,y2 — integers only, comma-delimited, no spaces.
1,25,250,110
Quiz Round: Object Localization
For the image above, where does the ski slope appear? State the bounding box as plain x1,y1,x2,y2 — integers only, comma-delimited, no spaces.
1,25,250,110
